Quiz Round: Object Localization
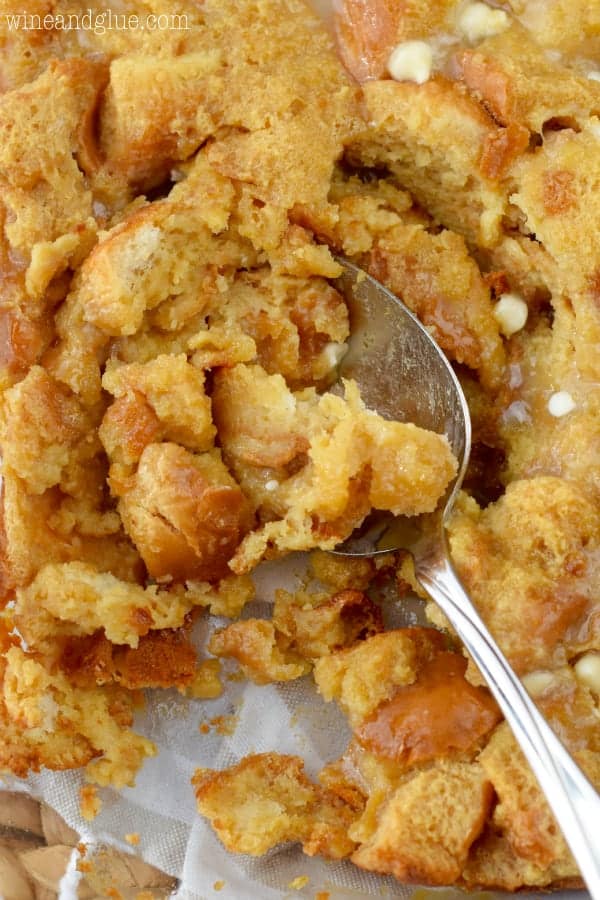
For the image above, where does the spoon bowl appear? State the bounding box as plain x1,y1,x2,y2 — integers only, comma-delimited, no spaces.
333,258,600,897
333,258,470,556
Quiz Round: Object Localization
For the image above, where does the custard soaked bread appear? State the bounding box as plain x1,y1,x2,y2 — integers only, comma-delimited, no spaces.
0,0,599,892
0,0,454,790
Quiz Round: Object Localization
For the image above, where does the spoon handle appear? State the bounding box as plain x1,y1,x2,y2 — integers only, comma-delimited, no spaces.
416,555,600,898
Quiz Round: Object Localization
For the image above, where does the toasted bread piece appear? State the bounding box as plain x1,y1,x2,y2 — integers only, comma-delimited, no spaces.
446,477,599,672
314,628,445,727
209,620,311,685
14,562,207,649
59,623,220,695
315,627,499,762
455,25,600,134
0,368,142,596
0,59,106,257
215,365,456,571
349,78,512,248
351,761,494,885
118,443,253,582
0,643,155,788
273,588,383,660
193,753,359,858
209,587,383,683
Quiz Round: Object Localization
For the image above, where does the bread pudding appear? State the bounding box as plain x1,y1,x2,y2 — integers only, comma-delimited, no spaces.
1,0,599,892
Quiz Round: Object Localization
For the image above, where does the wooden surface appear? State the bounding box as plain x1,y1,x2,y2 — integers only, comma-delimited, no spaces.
0,791,177,899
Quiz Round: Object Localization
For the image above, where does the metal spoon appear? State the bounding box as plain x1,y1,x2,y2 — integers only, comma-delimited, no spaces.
333,258,600,896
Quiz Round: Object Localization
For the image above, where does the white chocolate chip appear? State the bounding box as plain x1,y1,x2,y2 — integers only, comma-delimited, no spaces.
387,41,433,85
588,71,600,82
457,2,509,42
264,479,279,492
322,342,347,370
574,652,600,694
493,293,528,337
547,391,576,417
522,670,556,697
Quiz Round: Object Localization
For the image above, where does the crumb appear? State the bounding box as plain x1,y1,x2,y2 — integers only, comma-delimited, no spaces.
183,659,223,699
288,874,310,889
210,714,238,736
125,832,140,846
213,881,225,891
199,714,238,736
79,785,102,822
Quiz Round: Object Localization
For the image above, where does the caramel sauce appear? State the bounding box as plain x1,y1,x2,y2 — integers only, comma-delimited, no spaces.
356,651,501,765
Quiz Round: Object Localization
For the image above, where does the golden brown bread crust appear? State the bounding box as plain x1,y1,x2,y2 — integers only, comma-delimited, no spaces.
348,77,510,248
198,628,501,885
355,651,501,766
368,225,505,390
0,621,155,786
59,621,218,694
117,443,254,582
200,621,599,888
0,367,143,596
455,26,600,134
351,760,495,884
